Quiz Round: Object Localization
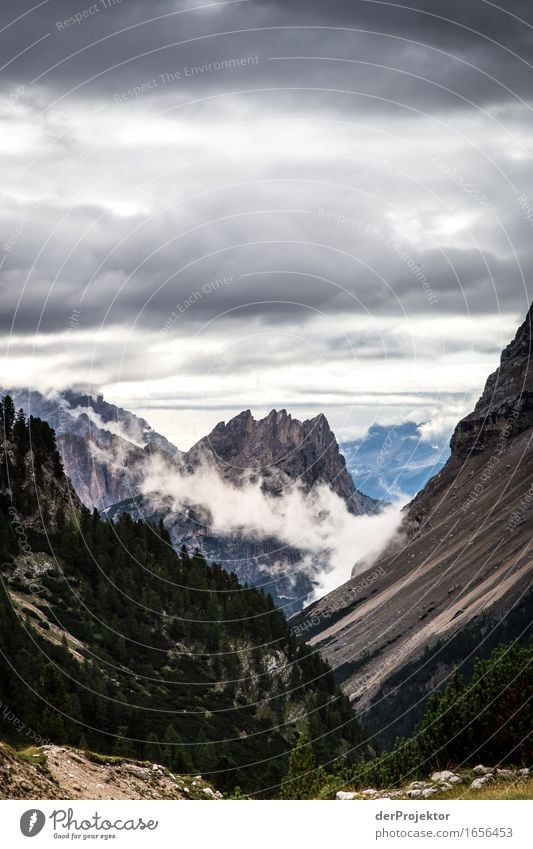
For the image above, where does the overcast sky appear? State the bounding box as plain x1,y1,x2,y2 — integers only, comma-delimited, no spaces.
1,0,532,447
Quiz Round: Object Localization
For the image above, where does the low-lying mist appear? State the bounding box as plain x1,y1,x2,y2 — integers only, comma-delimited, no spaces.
140,455,406,605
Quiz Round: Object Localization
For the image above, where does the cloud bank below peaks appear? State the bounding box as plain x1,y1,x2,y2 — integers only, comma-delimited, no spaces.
140,453,405,602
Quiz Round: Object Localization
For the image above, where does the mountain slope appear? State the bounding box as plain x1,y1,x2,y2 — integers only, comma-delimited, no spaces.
292,304,533,727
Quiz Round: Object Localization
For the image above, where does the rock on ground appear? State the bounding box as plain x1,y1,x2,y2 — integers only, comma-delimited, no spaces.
430,770,462,784
471,775,495,790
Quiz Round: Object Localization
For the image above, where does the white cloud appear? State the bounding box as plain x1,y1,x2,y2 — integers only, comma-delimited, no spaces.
140,452,404,602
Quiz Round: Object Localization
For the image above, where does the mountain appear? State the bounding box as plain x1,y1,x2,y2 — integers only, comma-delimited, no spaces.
341,421,449,500
109,409,380,612
8,389,180,509
188,409,377,515
10,395,380,613
0,398,367,797
291,303,533,742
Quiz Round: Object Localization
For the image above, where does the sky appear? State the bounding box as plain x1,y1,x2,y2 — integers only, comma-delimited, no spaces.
1,0,532,449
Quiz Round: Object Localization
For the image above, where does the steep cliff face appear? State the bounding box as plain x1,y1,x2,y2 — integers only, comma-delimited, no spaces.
188,409,378,515
55,431,145,509
293,304,533,725
451,304,533,457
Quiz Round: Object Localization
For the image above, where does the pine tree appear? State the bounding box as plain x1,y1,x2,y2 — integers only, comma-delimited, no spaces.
144,732,161,763
1,396,15,439
113,726,134,758
280,732,325,799
32,664,75,744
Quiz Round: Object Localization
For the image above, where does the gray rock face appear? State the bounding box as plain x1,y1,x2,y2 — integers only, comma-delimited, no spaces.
451,304,533,457
56,431,146,509
294,302,533,710
187,409,378,515
9,389,180,509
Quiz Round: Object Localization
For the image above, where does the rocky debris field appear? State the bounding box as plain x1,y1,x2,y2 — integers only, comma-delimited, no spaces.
336,767,531,800
0,743,222,800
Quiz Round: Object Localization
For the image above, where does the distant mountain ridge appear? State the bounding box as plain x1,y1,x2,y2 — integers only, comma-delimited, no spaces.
341,421,449,500
108,409,381,613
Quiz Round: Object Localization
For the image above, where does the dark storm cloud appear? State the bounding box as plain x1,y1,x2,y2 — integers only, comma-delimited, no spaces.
1,0,532,342
2,187,532,335
1,0,533,110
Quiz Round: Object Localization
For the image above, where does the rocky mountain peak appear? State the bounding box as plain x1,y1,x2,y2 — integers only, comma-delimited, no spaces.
451,304,533,457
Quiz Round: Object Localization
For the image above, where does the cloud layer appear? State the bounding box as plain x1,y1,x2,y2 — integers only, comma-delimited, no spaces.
141,451,405,600
1,0,532,446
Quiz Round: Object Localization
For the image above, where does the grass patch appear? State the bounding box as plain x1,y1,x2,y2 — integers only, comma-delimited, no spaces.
84,750,151,768
14,745,59,784
16,746,48,768
85,751,128,766
437,779,533,801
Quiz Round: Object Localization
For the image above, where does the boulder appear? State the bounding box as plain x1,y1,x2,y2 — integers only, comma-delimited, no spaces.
518,768,530,777
430,770,461,784
471,775,495,790
407,789,423,798
422,788,439,798
473,765,493,776
336,791,359,800
495,769,516,780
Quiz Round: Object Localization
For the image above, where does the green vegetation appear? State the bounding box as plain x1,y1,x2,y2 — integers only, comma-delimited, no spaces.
349,642,532,790
436,779,533,801
0,397,366,796
365,591,533,748
280,731,327,799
